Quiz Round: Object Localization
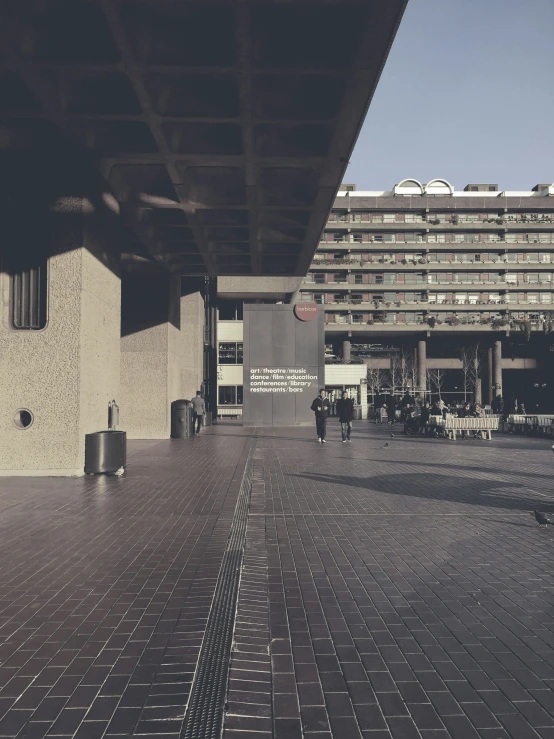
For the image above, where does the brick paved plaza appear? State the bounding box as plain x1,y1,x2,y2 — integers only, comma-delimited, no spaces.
2,424,554,738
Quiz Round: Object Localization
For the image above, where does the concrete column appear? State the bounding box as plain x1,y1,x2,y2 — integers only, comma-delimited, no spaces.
120,274,205,439
417,339,427,399
0,202,121,475
360,378,368,420
343,339,351,362
487,347,493,404
493,340,503,398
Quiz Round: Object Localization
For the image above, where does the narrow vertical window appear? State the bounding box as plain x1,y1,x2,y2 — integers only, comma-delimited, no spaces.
11,259,48,330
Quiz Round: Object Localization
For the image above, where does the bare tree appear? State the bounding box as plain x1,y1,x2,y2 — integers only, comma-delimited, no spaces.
366,365,385,405
467,342,485,404
390,347,416,394
427,368,448,401
459,347,471,403
388,352,400,396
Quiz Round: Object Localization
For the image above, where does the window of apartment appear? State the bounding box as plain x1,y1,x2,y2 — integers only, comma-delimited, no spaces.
334,273,347,282
540,293,552,303
527,273,540,283
314,273,325,284
354,274,363,284
300,292,313,302
314,293,324,304
334,293,346,303
375,274,384,284
218,385,244,405
404,232,423,243
351,213,362,222
352,233,362,243
373,294,384,302
540,253,552,262
10,258,48,330
506,252,517,262
383,213,396,223
427,233,446,243
351,293,363,303
333,253,344,260
383,274,395,284
218,341,243,365
334,233,346,242
371,213,384,223
218,300,243,321
405,213,424,223
506,273,517,283
352,313,364,323
539,273,552,282
372,234,384,242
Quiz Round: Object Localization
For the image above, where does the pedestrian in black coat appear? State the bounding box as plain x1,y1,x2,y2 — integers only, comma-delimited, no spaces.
310,389,331,443
336,391,355,442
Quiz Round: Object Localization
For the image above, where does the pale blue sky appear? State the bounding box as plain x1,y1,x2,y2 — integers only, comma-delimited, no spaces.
346,0,554,191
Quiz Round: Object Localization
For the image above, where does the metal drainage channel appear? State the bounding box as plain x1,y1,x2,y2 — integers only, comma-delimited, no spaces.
181,440,255,739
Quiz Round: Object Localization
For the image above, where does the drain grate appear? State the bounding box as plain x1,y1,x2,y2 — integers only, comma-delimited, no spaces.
181,440,254,739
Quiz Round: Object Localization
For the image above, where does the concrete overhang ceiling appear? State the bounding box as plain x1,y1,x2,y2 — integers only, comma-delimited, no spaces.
0,0,407,277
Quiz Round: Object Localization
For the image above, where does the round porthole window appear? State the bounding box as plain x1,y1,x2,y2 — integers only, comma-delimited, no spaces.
13,409,34,430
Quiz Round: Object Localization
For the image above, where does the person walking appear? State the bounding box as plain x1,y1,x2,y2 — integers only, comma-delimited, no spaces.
336,390,354,442
191,391,206,434
310,389,330,443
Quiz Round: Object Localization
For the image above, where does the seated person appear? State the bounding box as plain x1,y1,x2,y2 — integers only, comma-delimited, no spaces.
403,405,419,435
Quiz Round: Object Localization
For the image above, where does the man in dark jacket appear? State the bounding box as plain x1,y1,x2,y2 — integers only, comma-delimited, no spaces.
336,390,355,442
492,394,504,414
310,389,331,443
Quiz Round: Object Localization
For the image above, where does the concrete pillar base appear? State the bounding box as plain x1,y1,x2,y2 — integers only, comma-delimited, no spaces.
0,205,121,475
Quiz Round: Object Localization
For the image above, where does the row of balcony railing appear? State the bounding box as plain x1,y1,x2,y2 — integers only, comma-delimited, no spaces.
320,233,554,243
323,315,547,328
304,276,553,287
304,297,554,307
312,255,554,265
328,213,554,225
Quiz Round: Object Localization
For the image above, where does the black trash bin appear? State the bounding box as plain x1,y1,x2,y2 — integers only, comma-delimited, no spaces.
171,399,194,438
85,430,126,474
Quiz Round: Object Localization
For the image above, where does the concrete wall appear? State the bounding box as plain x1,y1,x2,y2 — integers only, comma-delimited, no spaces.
0,202,121,475
218,276,301,300
243,304,325,426
179,284,205,401
120,275,205,439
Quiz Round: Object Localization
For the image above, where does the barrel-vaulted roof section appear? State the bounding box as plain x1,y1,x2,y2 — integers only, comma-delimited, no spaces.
0,0,407,276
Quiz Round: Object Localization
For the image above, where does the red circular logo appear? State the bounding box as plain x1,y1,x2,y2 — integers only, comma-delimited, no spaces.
294,303,318,321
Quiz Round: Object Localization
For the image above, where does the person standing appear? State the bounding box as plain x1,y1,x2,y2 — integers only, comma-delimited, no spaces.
419,401,431,435
386,395,396,426
492,393,504,415
191,391,206,434
336,390,354,443
310,389,330,443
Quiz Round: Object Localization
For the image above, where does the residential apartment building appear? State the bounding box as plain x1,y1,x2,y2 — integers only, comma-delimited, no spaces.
298,180,554,408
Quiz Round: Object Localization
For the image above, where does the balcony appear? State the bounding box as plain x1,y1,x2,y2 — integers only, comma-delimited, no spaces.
319,300,554,310
310,259,553,270
303,277,552,289
323,320,546,333
324,219,554,232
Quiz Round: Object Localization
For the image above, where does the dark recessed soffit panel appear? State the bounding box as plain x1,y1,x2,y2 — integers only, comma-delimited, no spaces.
0,0,407,276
